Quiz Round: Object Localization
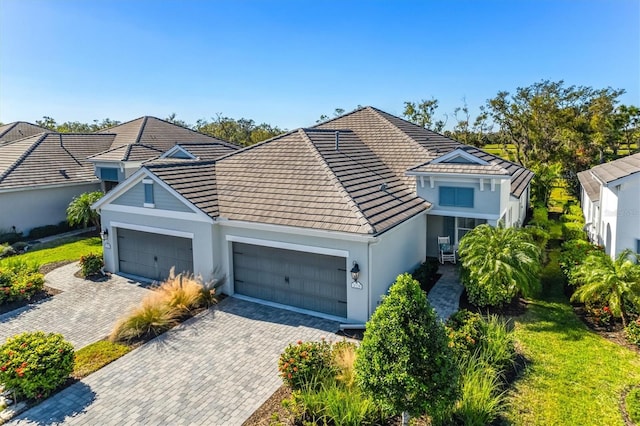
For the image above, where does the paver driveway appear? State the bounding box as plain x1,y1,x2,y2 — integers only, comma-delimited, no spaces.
10,298,339,425
0,262,150,349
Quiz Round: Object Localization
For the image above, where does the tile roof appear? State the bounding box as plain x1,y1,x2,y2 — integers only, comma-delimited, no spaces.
408,163,510,176
88,144,164,162
0,122,50,144
577,152,640,202
588,152,640,185
315,107,533,197
144,142,239,166
577,170,601,202
146,161,220,217
0,133,115,190
94,116,232,161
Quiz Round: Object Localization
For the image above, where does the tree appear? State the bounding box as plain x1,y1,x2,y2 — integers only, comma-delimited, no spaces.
164,113,190,128
403,98,447,132
355,273,459,425
449,99,493,147
66,191,104,231
35,116,120,132
316,107,346,123
458,224,541,307
572,249,640,327
194,114,284,146
529,162,562,206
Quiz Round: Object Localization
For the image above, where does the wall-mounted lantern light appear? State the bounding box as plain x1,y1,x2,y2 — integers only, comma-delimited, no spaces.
350,261,360,282
100,228,109,241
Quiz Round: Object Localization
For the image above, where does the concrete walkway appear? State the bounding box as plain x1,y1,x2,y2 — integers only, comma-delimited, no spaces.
427,263,464,321
0,262,150,349
9,298,339,425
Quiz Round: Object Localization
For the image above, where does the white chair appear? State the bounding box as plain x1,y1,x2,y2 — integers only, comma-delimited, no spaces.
438,236,456,264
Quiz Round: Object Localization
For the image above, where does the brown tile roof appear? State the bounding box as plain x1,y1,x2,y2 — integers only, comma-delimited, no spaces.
95,116,231,161
588,152,640,185
577,170,601,202
409,163,510,175
315,107,533,197
0,133,115,190
0,122,50,144
88,144,164,162
144,142,240,166
146,161,220,217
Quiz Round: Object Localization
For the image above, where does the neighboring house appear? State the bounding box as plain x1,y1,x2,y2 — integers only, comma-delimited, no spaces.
0,121,50,145
89,116,237,191
0,117,237,235
0,133,114,235
577,152,640,258
93,107,533,324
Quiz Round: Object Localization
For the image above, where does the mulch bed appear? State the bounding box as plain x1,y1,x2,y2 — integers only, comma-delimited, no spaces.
0,286,61,316
572,304,640,355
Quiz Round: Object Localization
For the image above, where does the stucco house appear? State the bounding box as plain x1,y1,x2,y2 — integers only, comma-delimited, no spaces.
0,117,234,236
577,152,640,258
93,107,533,324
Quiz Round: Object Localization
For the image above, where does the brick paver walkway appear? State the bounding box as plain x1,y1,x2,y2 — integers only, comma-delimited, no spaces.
0,262,150,349
9,298,339,425
428,263,463,321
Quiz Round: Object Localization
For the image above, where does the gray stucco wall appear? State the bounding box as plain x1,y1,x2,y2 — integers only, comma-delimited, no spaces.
112,181,192,212
0,183,101,235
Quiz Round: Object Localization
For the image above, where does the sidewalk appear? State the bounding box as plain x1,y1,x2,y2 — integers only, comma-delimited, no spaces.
427,263,463,321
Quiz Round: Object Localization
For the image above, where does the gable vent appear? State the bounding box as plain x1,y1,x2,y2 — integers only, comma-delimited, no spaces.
335,131,340,151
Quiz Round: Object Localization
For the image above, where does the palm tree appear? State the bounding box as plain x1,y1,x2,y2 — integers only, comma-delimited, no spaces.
458,224,542,307
571,249,640,327
66,191,104,231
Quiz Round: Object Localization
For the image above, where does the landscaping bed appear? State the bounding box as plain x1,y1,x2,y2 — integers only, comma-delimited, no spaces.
0,286,61,316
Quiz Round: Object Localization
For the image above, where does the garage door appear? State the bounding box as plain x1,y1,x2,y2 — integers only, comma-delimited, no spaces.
233,243,347,317
117,228,193,281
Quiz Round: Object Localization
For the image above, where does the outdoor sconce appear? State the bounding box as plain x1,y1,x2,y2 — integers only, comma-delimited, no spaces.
350,262,362,289
100,228,109,241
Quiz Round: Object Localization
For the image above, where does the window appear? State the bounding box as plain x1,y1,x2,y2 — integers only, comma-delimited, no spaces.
143,179,154,207
637,239,640,255
99,168,118,181
457,217,486,242
439,187,474,208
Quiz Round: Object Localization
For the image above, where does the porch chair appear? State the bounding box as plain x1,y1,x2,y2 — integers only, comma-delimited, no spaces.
438,236,456,264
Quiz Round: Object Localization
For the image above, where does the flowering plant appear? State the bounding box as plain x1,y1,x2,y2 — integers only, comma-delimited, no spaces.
278,339,335,390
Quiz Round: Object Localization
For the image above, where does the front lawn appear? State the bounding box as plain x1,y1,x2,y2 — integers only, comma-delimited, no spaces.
505,249,640,425
0,236,102,268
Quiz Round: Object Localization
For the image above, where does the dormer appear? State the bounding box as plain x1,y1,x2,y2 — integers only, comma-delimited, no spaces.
160,144,199,160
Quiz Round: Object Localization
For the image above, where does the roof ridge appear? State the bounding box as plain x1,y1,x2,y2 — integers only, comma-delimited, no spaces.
215,127,302,162
134,117,149,145
309,106,368,128
298,129,375,234
0,122,18,138
0,133,48,184
145,159,218,169
366,106,430,156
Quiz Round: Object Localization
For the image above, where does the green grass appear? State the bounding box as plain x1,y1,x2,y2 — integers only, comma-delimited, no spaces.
626,387,640,424
73,340,131,379
504,248,640,425
0,236,102,268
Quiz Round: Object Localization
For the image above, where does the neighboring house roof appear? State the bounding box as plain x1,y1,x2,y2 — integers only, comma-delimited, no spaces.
314,107,533,198
587,152,640,185
146,142,239,166
92,116,234,162
577,170,602,202
0,122,50,144
577,152,640,202
0,133,115,190
88,144,164,162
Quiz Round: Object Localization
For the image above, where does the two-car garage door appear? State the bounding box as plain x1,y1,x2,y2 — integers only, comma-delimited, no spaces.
117,228,193,281
233,242,348,318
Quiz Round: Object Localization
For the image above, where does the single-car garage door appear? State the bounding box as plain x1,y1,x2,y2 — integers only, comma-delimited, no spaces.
233,242,347,317
117,228,193,281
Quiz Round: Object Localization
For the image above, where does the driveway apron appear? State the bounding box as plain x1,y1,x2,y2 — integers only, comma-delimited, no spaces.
0,262,150,349
10,298,339,425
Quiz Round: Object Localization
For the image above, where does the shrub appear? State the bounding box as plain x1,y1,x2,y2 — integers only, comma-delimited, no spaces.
0,231,23,245
482,314,517,373
0,260,44,305
625,319,640,347
278,339,334,391
287,381,387,426
27,222,73,240
109,295,178,343
79,253,104,277
627,386,640,424
561,222,587,241
453,353,506,426
332,340,357,388
529,205,549,229
0,243,16,259
411,257,439,291
156,272,206,315
559,240,604,286
523,226,550,255
0,331,74,399
445,310,485,358
356,273,459,421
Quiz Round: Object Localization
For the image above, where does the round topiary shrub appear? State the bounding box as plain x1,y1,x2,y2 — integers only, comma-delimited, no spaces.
0,331,74,399
79,253,104,278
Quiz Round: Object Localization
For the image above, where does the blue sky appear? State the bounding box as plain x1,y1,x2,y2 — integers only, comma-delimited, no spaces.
1,0,638,130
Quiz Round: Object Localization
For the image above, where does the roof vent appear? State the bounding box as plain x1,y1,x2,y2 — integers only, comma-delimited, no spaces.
380,182,388,191
335,131,340,151
59,169,68,178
